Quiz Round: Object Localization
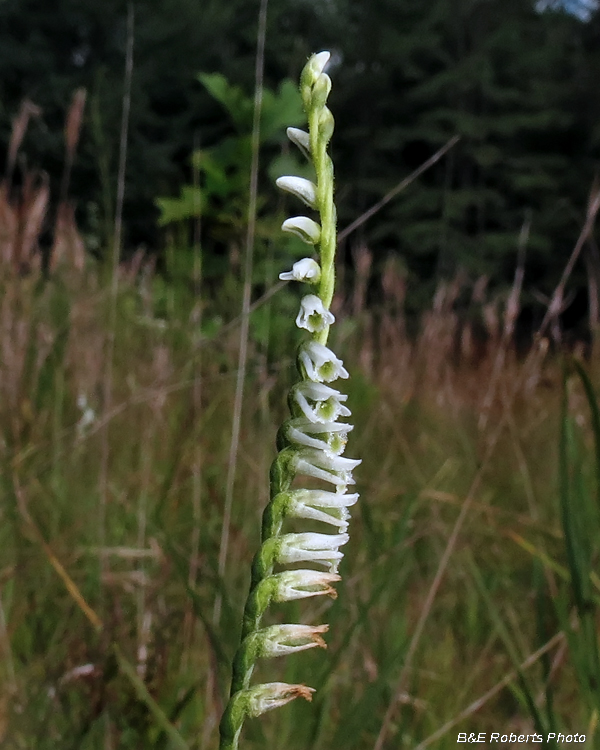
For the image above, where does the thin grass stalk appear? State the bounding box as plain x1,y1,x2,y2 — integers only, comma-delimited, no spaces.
540,179,600,341
559,360,600,709
373,342,550,749
413,632,565,750
98,2,134,618
479,213,529,430
214,0,269,627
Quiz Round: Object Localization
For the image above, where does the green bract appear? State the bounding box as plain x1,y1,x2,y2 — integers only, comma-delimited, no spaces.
219,51,361,750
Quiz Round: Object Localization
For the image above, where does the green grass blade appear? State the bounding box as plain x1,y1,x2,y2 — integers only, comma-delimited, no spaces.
113,644,188,750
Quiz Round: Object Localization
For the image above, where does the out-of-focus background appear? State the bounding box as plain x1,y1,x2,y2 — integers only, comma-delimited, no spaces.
1,0,600,747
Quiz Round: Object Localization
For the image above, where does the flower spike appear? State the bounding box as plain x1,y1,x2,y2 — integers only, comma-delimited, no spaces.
219,52,360,750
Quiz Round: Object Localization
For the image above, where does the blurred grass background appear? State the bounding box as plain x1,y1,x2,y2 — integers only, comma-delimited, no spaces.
1,1,600,747
0,246,599,748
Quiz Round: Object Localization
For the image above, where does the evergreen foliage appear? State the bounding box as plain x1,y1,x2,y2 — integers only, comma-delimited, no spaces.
0,0,599,323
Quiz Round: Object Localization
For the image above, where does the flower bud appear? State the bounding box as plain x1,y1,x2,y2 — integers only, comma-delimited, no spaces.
276,176,318,209
318,106,335,144
311,73,332,109
282,216,321,245
279,258,321,284
300,51,331,108
287,127,311,160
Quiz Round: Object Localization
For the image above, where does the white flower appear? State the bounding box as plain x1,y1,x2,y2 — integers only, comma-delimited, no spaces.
280,417,352,455
287,488,359,531
294,448,361,490
279,258,321,284
291,381,351,422
270,569,341,601
282,216,321,245
244,682,315,718
299,340,349,382
296,295,335,332
276,176,318,209
278,532,349,571
255,623,329,658
287,127,311,159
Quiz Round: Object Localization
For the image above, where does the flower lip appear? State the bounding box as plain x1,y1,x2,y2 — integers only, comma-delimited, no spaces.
279,258,321,284
296,295,335,333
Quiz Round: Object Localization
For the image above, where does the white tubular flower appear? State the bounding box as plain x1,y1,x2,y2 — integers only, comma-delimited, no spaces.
287,488,359,531
296,295,335,333
294,448,361,488
276,176,318,209
281,417,352,455
245,682,315,718
287,127,311,159
279,258,321,284
278,532,349,571
256,623,329,658
282,216,321,245
271,569,341,601
301,52,331,109
291,381,351,423
299,340,349,382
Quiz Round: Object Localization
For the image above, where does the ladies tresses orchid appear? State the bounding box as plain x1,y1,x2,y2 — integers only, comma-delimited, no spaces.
219,52,361,750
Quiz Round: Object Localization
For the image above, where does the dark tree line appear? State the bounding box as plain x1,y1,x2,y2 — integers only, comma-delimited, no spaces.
0,0,599,329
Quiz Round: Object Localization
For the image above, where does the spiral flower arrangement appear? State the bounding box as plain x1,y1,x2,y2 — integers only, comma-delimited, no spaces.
219,51,361,750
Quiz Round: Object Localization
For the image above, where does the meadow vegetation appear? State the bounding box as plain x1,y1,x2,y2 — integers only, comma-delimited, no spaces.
1,4,600,747
0,226,599,747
